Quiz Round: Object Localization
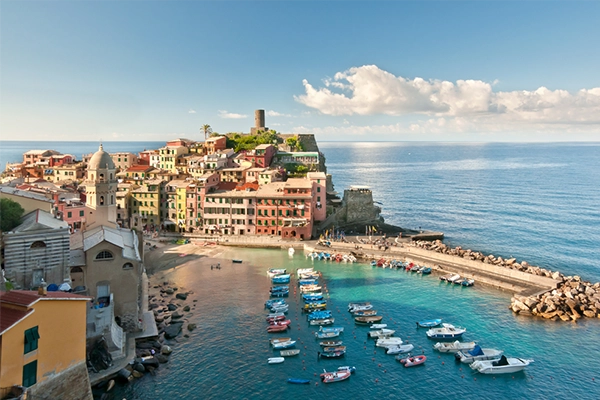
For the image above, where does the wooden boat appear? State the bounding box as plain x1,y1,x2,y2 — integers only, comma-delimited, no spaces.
320,369,351,383
280,349,301,357
355,316,383,325
268,319,291,327
398,355,427,367
433,340,477,353
272,340,297,350
309,318,334,326
386,344,414,355
455,345,503,364
417,318,442,328
267,325,289,333
368,329,395,338
267,268,287,277
303,302,327,311
287,378,310,384
268,357,285,364
352,309,378,317
315,331,341,339
319,340,343,347
270,337,291,345
319,326,344,333
470,356,534,374
322,345,346,352
319,350,345,358
426,323,466,340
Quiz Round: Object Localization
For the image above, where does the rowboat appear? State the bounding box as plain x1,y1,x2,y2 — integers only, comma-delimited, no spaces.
309,318,335,326
347,302,370,311
417,319,442,328
355,316,383,325
348,304,373,313
272,340,296,350
319,326,344,333
315,331,341,339
370,323,387,329
376,337,403,348
398,355,427,367
287,378,310,384
272,274,291,284
307,311,332,321
268,357,285,364
470,356,534,374
319,350,345,358
320,369,351,383
270,337,291,345
352,309,378,317
296,268,314,277
319,340,343,347
267,268,286,277
322,346,346,352
280,349,301,357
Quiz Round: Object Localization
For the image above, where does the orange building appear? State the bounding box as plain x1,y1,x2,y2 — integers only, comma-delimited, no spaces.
0,290,91,395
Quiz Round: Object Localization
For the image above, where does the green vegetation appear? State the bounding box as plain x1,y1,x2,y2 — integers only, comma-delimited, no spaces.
285,136,304,151
0,198,25,232
201,124,213,140
226,130,279,152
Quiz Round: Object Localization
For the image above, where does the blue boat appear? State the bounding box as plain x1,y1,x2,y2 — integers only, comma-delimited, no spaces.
319,326,344,333
265,299,286,308
303,295,324,302
287,378,310,384
270,286,289,293
270,290,289,298
298,279,318,286
417,318,442,328
307,310,332,321
272,274,291,284
420,267,432,275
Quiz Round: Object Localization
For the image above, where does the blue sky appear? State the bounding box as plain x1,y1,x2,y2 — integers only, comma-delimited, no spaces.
1,1,599,142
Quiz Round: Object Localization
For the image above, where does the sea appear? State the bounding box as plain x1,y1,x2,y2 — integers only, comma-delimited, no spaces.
2,140,600,399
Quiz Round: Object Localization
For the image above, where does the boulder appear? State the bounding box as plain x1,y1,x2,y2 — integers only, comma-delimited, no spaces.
583,310,597,318
187,323,197,331
164,323,183,339
133,363,146,373
183,305,191,312
161,345,173,355
175,293,188,301
171,312,183,319
167,304,178,311
156,354,169,363
165,288,175,295
132,370,144,379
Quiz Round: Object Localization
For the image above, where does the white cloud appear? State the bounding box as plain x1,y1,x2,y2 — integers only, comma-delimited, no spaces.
266,110,292,117
218,110,247,119
188,109,196,114
294,65,600,133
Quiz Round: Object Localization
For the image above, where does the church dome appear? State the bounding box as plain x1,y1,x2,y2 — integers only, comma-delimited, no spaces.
88,144,115,170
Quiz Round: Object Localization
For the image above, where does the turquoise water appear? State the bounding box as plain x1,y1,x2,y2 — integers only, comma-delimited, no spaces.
109,248,599,400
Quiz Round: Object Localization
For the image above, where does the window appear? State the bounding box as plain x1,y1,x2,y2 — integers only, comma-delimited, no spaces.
95,250,114,260
30,241,46,249
24,327,40,354
80,210,84,217
317,187,321,192
67,211,72,218
317,196,321,202
123,262,133,270
23,360,37,387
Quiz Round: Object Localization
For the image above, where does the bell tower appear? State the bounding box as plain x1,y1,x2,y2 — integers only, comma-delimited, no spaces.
85,144,117,228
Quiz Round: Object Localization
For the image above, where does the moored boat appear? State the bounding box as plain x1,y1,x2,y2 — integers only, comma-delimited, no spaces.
352,309,378,317
319,340,343,347
320,369,351,383
272,340,296,350
270,337,291,345
268,319,291,327
348,302,370,311
386,344,414,355
447,274,461,284
287,378,310,384
319,350,346,358
397,355,427,367
322,345,346,352
426,323,466,340
417,318,442,328
470,355,534,374
309,318,335,326
272,274,291,284
368,328,395,338
267,268,286,277
268,357,285,364
419,267,432,274
433,340,477,353
376,337,403,348
267,325,289,333
315,331,341,339
348,304,374,313
461,278,475,287
337,366,356,373
280,349,301,357
455,345,503,364
319,326,344,333
355,315,383,325
370,323,388,329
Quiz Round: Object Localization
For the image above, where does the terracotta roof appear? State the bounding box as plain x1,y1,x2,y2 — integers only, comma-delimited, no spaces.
0,304,34,335
126,165,154,172
0,290,91,307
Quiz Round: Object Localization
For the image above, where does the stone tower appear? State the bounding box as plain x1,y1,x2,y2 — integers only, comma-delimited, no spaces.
84,144,117,229
251,109,268,134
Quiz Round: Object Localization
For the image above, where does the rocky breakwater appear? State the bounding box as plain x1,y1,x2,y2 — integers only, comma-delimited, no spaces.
511,277,600,322
411,240,600,322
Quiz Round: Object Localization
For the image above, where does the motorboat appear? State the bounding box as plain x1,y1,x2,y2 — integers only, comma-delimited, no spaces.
322,346,346,352
265,299,286,309
320,369,351,383
446,274,462,284
470,355,534,374
268,357,285,364
397,355,427,367
267,325,289,333
386,344,414,355
433,340,477,353
348,304,374,313
417,319,442,328
461,278,475,287
376,337,403,348
307,310,332,321
268,319,291,327
455,345,503,364
272,274,291,284
296,268,314,277
368,329,395,338
288,247,295,256
348,302,370,311
300,285,322,293
370,323,388,329
337,366,356,373
419,267,432,274
426,323,466,340
355,316,383,325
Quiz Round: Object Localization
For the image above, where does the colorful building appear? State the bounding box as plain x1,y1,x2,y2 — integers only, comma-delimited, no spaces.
204,136,227,154
0,290,92,398
243,144,276,168
110,152,138,171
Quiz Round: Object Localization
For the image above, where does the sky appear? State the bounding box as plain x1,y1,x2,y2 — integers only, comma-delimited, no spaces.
1,1,599,142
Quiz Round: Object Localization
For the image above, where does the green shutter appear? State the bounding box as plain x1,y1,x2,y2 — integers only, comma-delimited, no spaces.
23,360,37,387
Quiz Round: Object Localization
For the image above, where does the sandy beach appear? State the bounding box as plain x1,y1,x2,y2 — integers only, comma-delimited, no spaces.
143,238,226,276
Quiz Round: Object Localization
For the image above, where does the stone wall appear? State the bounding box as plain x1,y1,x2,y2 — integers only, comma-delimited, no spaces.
342,189,381,224
27,361,92,400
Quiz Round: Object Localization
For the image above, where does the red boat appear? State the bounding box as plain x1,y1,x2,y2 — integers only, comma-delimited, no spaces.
320,369,351,383
266,315,286,323
267,325,289,333
376,258,385,267
269,319,291,327
405,262,415,271
399,355,427,367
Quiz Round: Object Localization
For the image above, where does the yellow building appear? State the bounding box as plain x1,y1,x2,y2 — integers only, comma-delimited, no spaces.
130,179,163,229
0,290,92,398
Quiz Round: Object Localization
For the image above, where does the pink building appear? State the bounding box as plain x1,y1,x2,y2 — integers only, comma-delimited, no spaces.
204,137,227,154
307,172,326,222
243,144,276,168
202,182,257,235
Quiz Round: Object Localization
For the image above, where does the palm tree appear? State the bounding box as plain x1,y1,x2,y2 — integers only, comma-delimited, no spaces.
201,124,212,141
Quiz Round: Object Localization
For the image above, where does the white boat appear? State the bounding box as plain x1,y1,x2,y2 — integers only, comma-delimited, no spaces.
297,268,314,277
272,340,297,350
433,340,477,353
426,323,466,340
300,285,321,293
470,356,534,374
348,304,373,313
447,274,461,283
288,247,295,256
267,268,287,277
309,318,335,326
376,337,403,348
386,344,414,355
368,329,395,338
347,302,370,310
455,345,503,364
268,357,285,364
370,323,388,329
270,304,289,313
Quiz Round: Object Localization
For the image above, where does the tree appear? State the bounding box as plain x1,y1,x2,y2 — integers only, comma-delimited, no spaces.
286,137,299,151
201,124,212,140
0,198,25,232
